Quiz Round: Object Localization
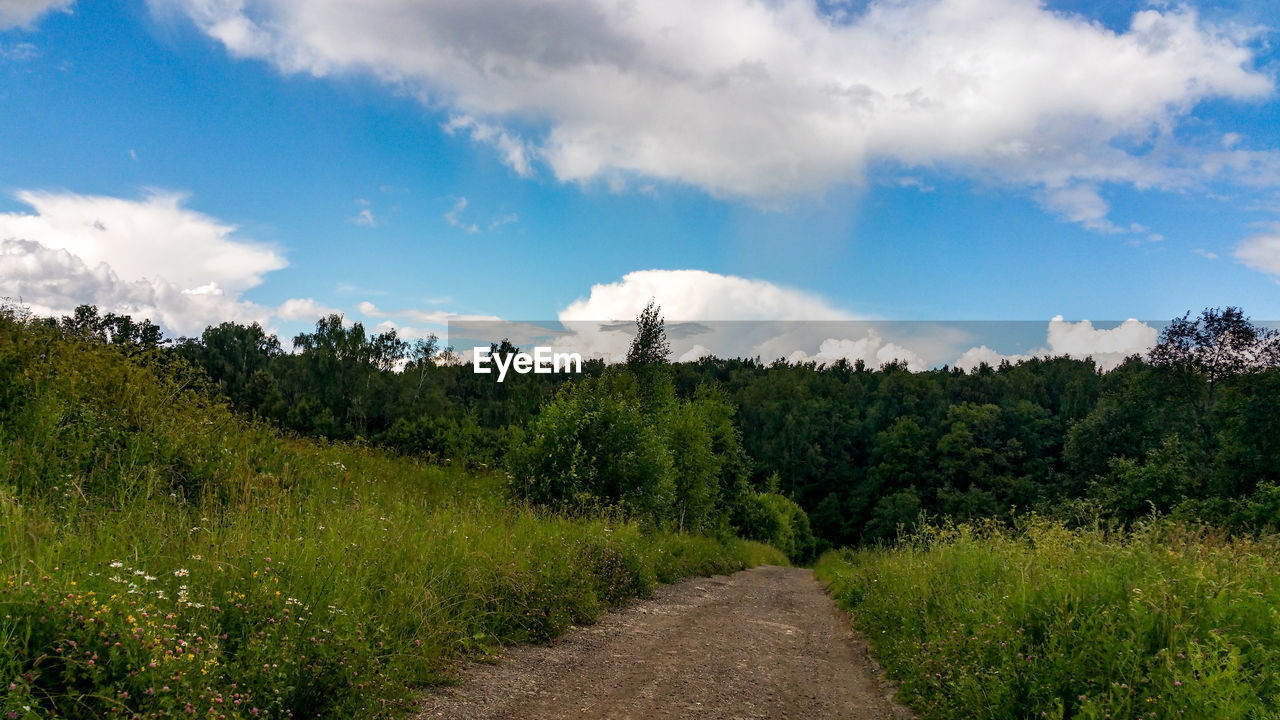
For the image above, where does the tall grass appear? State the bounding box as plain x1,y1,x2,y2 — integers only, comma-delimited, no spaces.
816,519,1280,720
0,312,785,718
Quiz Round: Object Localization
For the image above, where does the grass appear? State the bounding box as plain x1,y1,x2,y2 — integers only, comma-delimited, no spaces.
815,518,1280,720
0,312,785,719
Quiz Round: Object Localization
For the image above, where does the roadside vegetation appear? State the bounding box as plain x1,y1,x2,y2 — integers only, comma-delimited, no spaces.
0,306,784,719
6,295,1279,719
817,519,1280,720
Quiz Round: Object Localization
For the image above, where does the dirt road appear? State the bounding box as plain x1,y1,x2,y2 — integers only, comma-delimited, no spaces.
416,565,914,720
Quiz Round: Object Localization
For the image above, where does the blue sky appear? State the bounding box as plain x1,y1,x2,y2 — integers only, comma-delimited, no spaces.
1,0,1279,365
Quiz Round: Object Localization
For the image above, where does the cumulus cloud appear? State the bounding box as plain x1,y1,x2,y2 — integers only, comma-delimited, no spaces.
786,333,927,371
0,238,273,335
159,0,1273,225
1235,230,1280,277
953,316,1159,371
0,190,285,293
559,269,855,322
0,190,289,335
677,343,714,363
0,0,72,29
275,297,339,321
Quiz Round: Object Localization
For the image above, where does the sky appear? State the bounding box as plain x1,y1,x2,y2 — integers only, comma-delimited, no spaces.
1,0,1279,367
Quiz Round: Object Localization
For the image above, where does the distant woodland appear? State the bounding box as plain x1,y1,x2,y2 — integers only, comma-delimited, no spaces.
27,302,1280,551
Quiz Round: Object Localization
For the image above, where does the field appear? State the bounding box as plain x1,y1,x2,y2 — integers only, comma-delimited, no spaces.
0,314,783,719
816,520,1280,720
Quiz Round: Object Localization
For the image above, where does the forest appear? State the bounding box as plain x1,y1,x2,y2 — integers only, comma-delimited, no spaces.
131,303,1280,549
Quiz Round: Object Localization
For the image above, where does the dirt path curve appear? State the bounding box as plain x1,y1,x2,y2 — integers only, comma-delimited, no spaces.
416,565,914,720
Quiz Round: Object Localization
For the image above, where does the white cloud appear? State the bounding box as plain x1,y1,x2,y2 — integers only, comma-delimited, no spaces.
1194,248,1219,260
1235,230,1280,276
559,269,854,322
1042,184,1121,233
443,116,533,177
953,345,1034,371
0,238,272,335
489,212,518,231
677,343,714,363
349,208,377,227
357,300,500,326
160,0,1273,225
1046,317,1157,363
953,316,1158,371
349,199,378,227
0,0,72,29
0,190,285,293
275,297,339,321
787,333,928,371
442,197,479,234
0,190,291,336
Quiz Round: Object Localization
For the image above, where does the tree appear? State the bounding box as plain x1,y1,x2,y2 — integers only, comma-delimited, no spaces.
626,300,671,367
1149,307,1280,394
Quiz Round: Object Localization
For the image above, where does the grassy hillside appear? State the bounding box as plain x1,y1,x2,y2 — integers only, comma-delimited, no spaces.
816,520,1280,720
0,310,784,719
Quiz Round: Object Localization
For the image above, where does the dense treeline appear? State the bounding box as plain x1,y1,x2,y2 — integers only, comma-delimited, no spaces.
677,308,1280,546
26,302,1280,549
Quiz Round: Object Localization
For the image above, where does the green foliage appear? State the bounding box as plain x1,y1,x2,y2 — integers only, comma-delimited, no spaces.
731,489,817,563
0,308,783,719
817,519,1280,720
25,301,1280,547
506,370,675,522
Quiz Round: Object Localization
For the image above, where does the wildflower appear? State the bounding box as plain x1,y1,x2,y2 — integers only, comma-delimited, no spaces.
109,561,123,568
174,569,189,577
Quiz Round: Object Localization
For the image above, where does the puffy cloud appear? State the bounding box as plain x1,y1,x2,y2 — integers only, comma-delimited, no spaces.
0,0,72,29
1235,230,1280,277
159,0,1272,223
1047,317,1157,361
953,316,1158,371
953,345,1034,371
677,343,714,363
0,238,272,335
559,269,855,322
0,190,285,294
786,333,927,371
1042,184,1120,233
0,190,289,336
275,297,339,321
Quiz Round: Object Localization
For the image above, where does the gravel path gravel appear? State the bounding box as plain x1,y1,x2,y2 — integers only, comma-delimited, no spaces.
415,565,915,720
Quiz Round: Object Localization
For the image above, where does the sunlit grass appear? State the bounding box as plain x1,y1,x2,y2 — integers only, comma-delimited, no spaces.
0,312,785,718
816,519,1280,720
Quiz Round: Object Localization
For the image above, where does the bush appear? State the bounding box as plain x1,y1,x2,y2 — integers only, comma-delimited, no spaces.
732,490,817,563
